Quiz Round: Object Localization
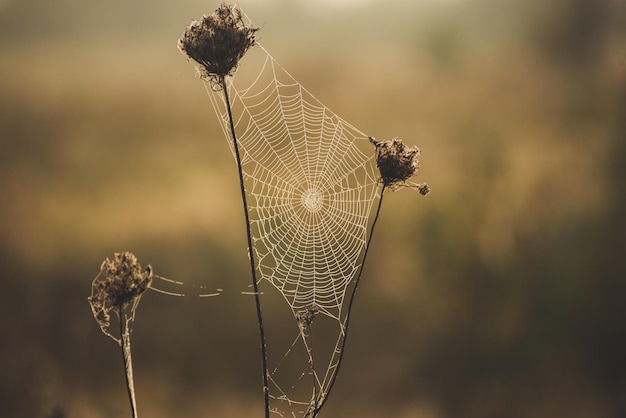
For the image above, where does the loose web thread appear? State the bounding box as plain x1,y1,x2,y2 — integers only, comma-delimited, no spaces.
206,44,381,416
149,275,222,298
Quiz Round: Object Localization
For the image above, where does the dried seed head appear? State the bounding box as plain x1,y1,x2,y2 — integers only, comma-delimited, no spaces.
88,252,153,335
369,137,428,192
178,3,258,87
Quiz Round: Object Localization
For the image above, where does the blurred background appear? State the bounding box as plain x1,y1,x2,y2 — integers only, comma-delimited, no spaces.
1,0,625,417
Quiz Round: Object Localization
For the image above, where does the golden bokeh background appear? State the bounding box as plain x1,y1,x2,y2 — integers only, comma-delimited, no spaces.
1,0,625,417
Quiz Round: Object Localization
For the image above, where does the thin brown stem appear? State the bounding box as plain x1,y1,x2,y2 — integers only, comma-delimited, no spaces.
119,308,138,418
220,75,270,418
314,185,387,416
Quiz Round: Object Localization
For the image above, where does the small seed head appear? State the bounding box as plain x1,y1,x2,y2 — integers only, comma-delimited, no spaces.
88,252,153,332
370,137,425,189
417,183,431,196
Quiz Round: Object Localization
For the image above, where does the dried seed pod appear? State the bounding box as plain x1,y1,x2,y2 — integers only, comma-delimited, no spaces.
178,3,258,87
369,137,428,191
88,252,153,340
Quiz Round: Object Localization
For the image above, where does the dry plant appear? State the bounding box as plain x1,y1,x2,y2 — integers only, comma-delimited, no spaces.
88,251,152,418
322,138,429,415
178,4,271,417
370,136,431,194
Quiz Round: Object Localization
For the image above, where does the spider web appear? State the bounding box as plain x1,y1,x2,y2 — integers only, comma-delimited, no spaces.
208,45,380,320
205,44,381,416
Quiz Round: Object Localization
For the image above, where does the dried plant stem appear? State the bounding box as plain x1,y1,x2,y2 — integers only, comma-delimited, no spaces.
315,186,387,417
220,75,270,418
119,308,138,418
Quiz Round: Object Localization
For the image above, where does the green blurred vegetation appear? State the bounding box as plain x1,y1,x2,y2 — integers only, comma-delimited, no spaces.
1,0,625,417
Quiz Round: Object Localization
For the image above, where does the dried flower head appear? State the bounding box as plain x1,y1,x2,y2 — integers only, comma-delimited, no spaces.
88,252,153,339
178,3,258,87
369,136,429,193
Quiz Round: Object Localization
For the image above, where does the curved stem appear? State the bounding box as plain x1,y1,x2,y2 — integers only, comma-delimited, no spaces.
119,308,138,418
315,185,386,416
221,76,270,418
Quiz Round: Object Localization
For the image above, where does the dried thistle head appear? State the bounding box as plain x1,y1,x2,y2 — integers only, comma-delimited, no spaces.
88,252,153,338
178,3,258,87
369,136,430,193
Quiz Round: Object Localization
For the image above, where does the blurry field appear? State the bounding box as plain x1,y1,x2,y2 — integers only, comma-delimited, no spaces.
1,0,625,417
